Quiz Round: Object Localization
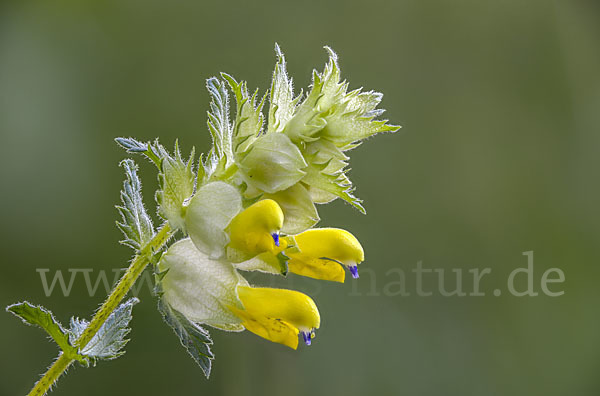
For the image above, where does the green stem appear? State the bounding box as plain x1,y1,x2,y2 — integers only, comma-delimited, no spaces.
27,223,173,396
27,354,72,396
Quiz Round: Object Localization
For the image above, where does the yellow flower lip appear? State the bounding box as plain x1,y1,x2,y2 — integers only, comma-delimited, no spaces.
287,228,364,282
229,286,320,349
227,199,285,256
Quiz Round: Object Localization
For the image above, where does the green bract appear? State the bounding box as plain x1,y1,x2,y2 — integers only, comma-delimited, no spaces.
264,184,319,234
238,132,307,195
155,143,196,231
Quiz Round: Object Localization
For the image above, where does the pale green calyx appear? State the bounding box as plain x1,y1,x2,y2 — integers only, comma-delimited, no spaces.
158,238,248,331
185,181,242,259
238,132,307,195
264,184,319,234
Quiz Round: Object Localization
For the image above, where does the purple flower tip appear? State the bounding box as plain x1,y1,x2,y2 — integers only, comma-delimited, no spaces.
349,265,359,279
302,331,312,346
271,233,280,247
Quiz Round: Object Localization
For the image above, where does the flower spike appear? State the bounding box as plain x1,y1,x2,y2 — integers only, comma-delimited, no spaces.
9,44,400,393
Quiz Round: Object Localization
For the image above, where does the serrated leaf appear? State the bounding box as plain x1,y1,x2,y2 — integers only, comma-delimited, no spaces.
115,137,162,168
204,77,234,178
300,140,358,206
282,47,344,143
116,159,155,251
155,141,197,230
283,47,399,145
304,138,349,168
222,73,266,155
69,298,139,361
6,302,84,362
321,89,400,145
115,137,148,153
302,162,365,213
157,297,214,378
267,44,301,134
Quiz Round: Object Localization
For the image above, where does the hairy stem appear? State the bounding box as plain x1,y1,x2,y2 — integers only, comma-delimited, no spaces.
27,223,173,396
27,354,72,396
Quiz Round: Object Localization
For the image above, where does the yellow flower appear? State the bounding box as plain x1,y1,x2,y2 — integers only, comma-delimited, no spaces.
287,228,364,282
229,286,320,349
226,200,365,282
159,238,321,350
227,199,286,258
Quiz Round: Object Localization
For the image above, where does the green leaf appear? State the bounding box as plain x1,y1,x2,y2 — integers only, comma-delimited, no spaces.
304,138,349,170
115,137,148,153
300,139,359,206
222,73,267,155
70,298,139,362
283,47,399,145
116,159,155,251
155,141,197,231
157,297,214,378
267,44,301,134
282,47,344,144
320,89,400,145
6,302,85,362
115,137,162,168
204,77,234,178
302,161,365,213
117,138,199,231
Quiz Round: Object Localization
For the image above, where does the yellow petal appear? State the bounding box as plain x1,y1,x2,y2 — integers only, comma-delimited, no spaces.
228,199,284,256
287,228,364,281
288,256,346,282
229,286,320,349
231,306,300,349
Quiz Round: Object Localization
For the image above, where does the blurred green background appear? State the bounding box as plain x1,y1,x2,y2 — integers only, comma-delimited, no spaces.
1,0,599,395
